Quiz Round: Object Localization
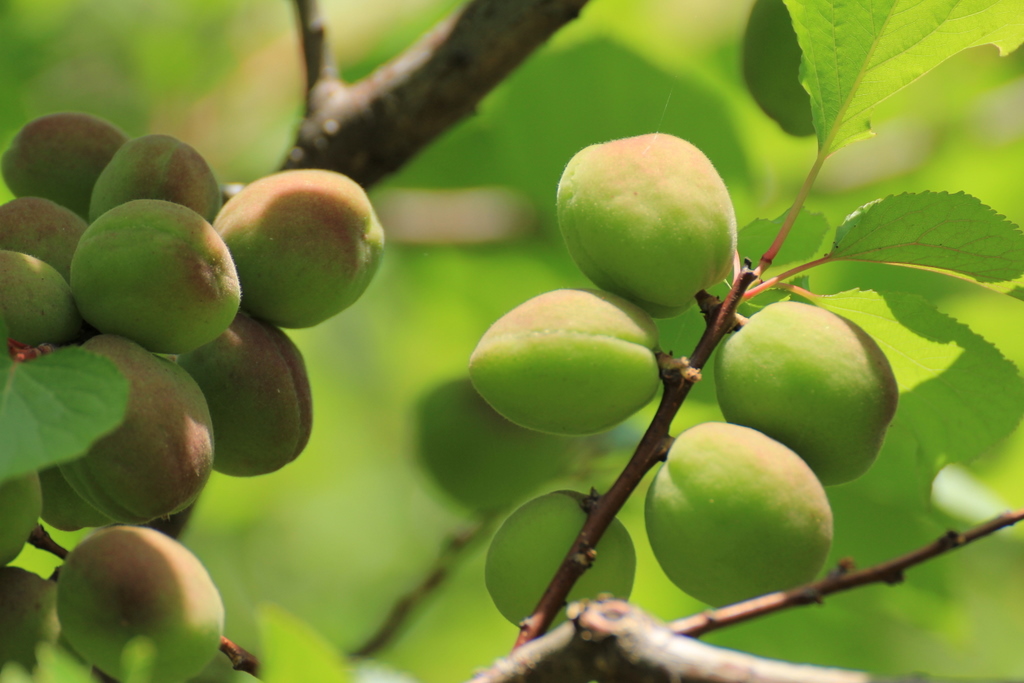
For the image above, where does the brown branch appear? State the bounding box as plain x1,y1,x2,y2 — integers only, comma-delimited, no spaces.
350,517,497,658
670,507,1024,638
514,270,758,648
220,635,260,677
28,524,69,560
283,0,591,187
292,0,339,98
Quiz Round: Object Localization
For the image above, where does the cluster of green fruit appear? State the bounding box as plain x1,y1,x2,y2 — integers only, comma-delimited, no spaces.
0,111,385,678
419,133,899,624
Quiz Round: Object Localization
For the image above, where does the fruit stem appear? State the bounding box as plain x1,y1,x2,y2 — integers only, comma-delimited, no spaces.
27,525,69,560
513,268,759,649
743,254,832,299
220,636,261,676
755,151,827,276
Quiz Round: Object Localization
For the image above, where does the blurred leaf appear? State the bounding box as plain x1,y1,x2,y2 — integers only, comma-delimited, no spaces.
787,0,1024,156
259,604,352,683
32,643,94,683
814,289,1024,478
738,210,830,271
119,637,155,683
0,318,128,484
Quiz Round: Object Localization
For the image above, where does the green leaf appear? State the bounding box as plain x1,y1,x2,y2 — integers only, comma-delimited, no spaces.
830,192,1024,283
738,210,830,272
32,643,95,683
786,0,1024,156
258,604,352,683
0,319,129,483
813,289,1024,478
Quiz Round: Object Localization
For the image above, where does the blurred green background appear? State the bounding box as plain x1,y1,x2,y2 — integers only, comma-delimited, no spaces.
4,0,1024,681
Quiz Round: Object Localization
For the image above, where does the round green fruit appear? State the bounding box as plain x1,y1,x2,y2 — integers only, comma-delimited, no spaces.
70,199,240,354
0,567,60,670
645,422,833,606
557,134,737,318
89,134,222,223
742,0,814,137
0,250,82,346
1,112,128,219
0,197,88,282
469,289,661,436
485,490,635,625
38,467,113,532
56,526,224,683
415,378,574,513
214,169,385,328
0,472,42,567
59,335,214,524
177,312,313,477
714,301,898,485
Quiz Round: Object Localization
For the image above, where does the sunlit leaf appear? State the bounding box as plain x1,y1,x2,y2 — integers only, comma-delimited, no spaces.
259,604,351,683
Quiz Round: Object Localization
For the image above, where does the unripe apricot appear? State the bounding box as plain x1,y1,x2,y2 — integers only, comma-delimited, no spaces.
71,199,240,354
416,378,574,512
214,169,385,328
645,422,833,605
177,312,313,477
469,289,661,436
557,134,737,318
0,197,88,282
0,472,42,567
0,250,82,346
715,301,899,485
57,526,224,683
485,490,635,625
38,467,113,532
1,112,128,219
0,567,60,669
59,335,214,524
89,134,222,223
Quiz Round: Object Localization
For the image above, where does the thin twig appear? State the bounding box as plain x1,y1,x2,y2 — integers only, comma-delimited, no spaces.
28,525,69,560
292,0,339,97
670,507,1024,637
220,635,261,677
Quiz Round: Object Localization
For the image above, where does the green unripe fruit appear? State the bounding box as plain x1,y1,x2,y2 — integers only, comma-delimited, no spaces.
214,169,385,328
57,526,224,683
485,490,635,625
557,134,737,318
416,378,574,513
645,422,833,605
0,567,60,669
60,335,214,524
89,134,222,223
715,301,899,485
71,199,240,354
0,250,82,346
0,197,88,282
1,112,128,219
38,467,113,532
469,289,661,436
741,0,814,137
0,473,42,566
177,312,313,477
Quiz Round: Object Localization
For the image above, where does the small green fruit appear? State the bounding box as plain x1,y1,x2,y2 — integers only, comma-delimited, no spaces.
1,112,128,219
56,526,224,683
415,378,574,512
89,134,222,223
214,169,385,328
0,197,88,282
71,199,240,354
0,250,82,346
557,134,737,317
645,422,833,605
38,467,113,532
469,289,661,435
0,472,42,567
0,567,60,670
485,490,635,625
714,301,899,485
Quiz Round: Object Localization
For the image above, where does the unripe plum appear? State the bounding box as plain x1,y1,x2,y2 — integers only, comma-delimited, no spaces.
89,134,222,223
416,378,574,513
645,422,833,606
0,197,88,282
557,134,737,318
0,472,42,567
469,289,661,436
56,526,224,683
214,169,385,328
714,301,899,485
485,490,635,625
0,112,128,219
38,467,113,532
0,567,59,670
59,335,214,524
0,250,82,346
177,312,313,477
70,199,240,354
